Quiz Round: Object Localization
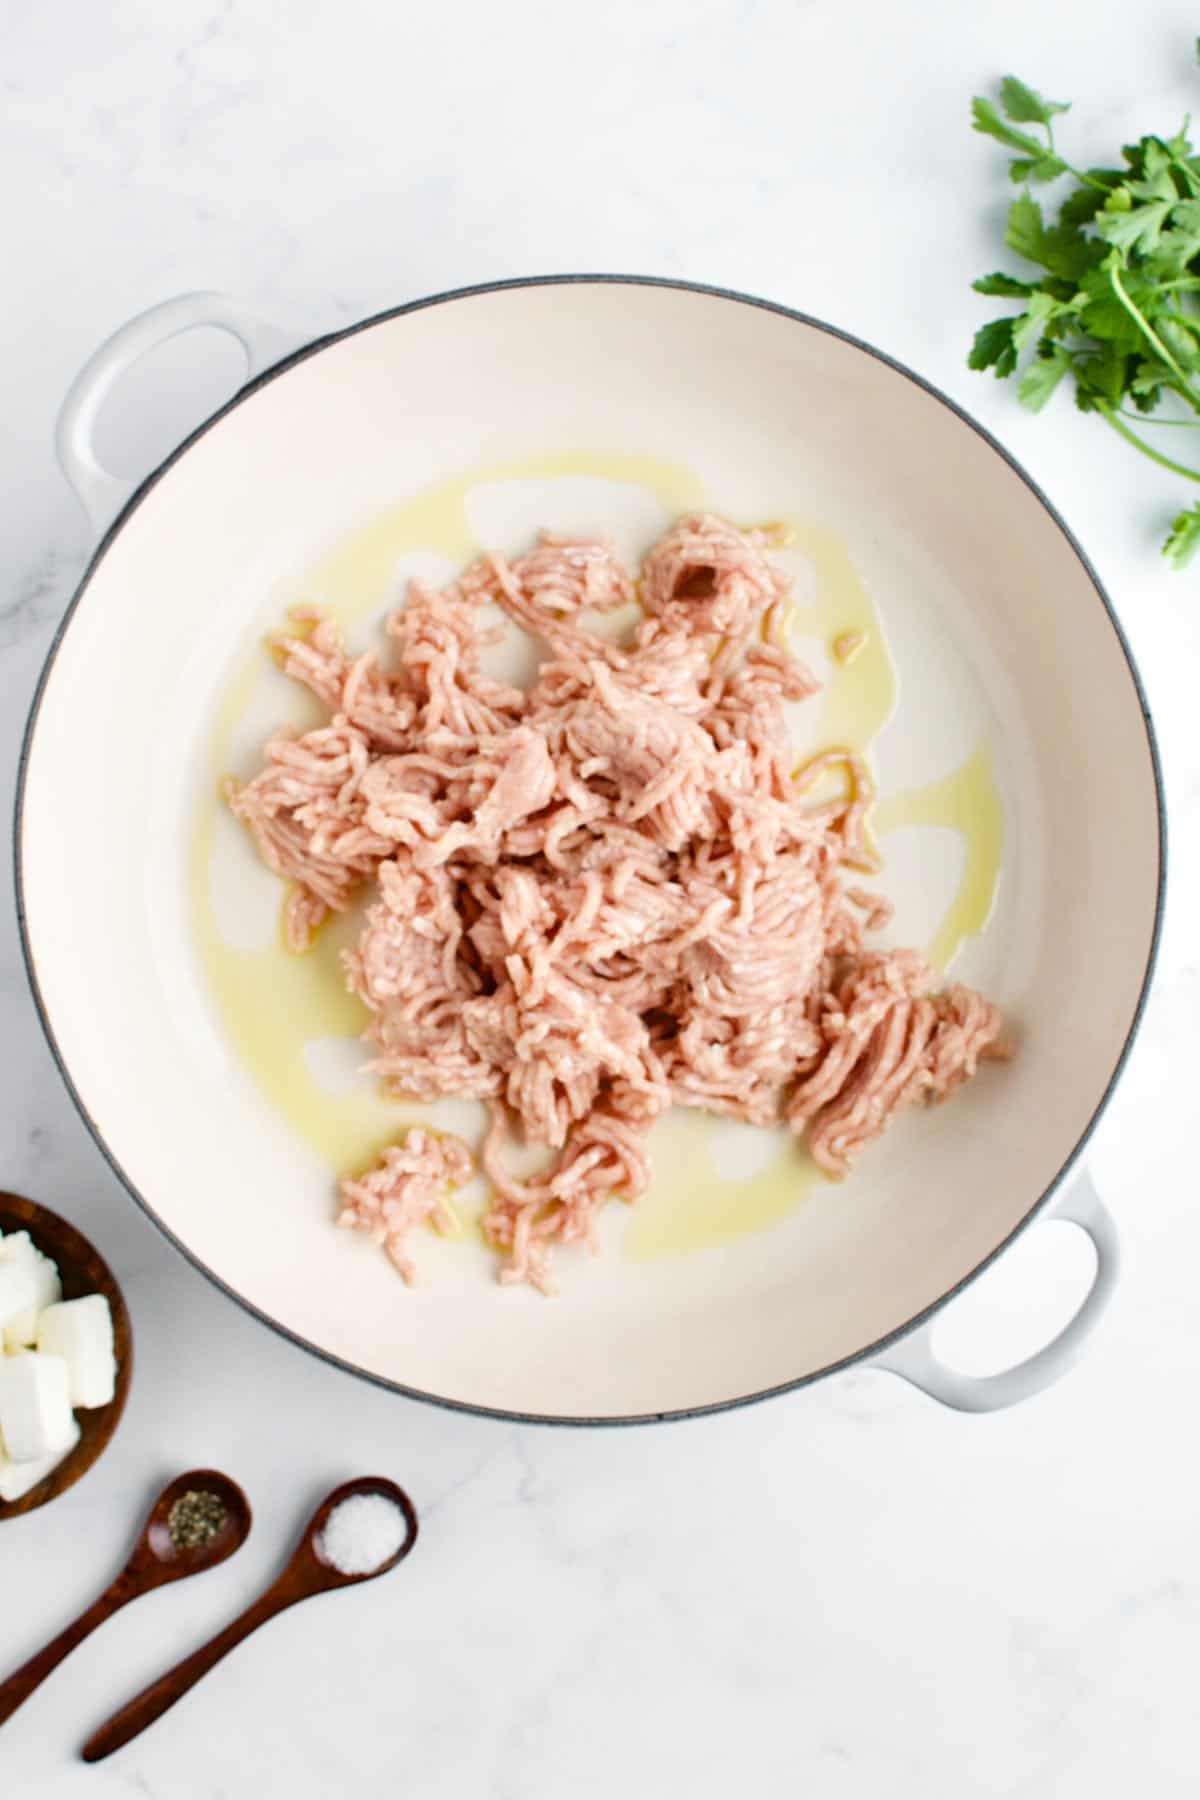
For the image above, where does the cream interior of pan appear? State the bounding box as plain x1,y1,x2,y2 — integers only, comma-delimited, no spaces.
20,283,1159,1418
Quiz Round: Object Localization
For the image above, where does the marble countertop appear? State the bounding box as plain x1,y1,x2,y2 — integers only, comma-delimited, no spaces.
4,3,1199,1793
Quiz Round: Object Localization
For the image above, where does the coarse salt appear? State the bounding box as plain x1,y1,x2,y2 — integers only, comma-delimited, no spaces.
319,1493,408,1576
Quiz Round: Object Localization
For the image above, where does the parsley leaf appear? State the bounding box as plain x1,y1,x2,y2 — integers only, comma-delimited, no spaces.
1059,176,1122,226
1011,290,1070,351
1129,139,1178,199
1018,347,1072,411
968,317,1020,377
1009,154,1067,184
972,271,1036,297
1096,197,1172,255
971,98,1047,158
998,75,1070,125
1130,356,1178,409
1072,260,1159,353
1005,193,1099,280
1074,343,1129,408
1165,501,1200,566
969,68,1200,567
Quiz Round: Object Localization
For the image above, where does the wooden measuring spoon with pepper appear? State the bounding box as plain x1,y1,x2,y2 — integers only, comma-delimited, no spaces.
0,1468,250,1728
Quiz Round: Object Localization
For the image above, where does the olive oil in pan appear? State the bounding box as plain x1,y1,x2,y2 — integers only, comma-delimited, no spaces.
191,456,1003,1265
624,1117,818,1259
191,812,409,1172
787,522,897,757
874,746,1004,973
303,449,704,633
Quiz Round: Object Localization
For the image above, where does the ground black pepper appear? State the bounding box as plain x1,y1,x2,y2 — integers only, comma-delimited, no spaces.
167,1489,228,1548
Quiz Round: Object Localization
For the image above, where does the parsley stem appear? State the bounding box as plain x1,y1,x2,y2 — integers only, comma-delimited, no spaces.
1170,151,1200,195
1107,260,1200,398
1035,117,1108,191
1115,408,1200,428
1055,159,1114,193
1097,401,1200,481
1050,165,1109,192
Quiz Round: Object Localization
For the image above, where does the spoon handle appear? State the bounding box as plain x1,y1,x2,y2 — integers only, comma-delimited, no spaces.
0,1583,129,1728
80,1580,296,1762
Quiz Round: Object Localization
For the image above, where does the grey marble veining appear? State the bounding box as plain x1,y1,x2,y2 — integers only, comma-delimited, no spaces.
3,2,1199,1794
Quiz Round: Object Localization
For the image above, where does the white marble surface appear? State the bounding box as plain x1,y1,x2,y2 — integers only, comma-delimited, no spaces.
3,2,1200,1792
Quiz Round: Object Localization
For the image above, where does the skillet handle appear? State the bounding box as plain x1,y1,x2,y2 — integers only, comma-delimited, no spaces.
55,291,299,540
867,1171,1119,1412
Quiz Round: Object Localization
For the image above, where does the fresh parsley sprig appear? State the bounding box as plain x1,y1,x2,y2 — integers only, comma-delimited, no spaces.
969,57,1200,567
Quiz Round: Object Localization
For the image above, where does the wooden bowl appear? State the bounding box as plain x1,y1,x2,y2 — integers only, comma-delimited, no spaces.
0,1192,133,1520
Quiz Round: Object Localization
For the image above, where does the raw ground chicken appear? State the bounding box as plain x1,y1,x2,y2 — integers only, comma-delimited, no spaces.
228,515,1007,1294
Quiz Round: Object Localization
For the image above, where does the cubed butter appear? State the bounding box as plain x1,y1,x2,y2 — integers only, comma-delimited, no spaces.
0,1416,80,1502
2,1253,62,1350
0,1262,39,1346
36,1296,116,1409
0,1353,76,1461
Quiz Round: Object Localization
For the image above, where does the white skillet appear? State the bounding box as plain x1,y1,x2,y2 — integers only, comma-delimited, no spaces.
17,280,1162,1422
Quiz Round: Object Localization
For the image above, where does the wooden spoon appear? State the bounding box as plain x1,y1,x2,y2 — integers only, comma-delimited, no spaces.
0,1468,250,1729
81,1476,418,1763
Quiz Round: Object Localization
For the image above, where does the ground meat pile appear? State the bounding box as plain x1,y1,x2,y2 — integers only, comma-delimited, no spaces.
228,515,1006,1293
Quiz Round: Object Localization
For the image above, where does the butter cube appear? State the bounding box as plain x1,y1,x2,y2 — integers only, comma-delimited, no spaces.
0,1231,63,1348
2,1231,62,1280
2,1252,62,1350
36,1297,116,1409
0,1416,80,1501
0,1262,40,1347
0,1353,76,1461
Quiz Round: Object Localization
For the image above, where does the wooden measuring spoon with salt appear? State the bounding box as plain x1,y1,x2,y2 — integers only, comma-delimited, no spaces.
81,1475,418,1762
0,1468,250,1729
